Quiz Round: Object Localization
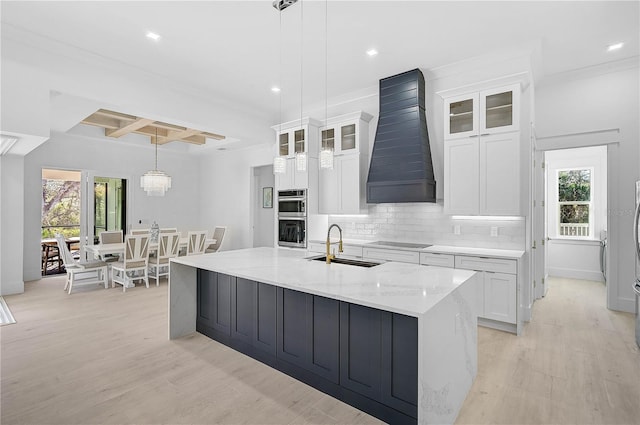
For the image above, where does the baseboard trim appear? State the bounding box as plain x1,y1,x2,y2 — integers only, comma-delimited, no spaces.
548,268,604,282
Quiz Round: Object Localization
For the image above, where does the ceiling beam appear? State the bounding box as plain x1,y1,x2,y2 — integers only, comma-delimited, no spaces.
105,117,155,138
156,128,201,145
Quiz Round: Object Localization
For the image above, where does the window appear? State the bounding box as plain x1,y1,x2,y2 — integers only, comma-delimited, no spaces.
557,168,593,238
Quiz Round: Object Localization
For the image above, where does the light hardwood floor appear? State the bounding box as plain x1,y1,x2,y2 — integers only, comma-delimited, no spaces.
1,276,638,424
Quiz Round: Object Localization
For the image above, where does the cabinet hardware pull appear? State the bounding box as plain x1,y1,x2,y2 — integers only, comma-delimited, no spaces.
469,134,479,138
480,133,490,136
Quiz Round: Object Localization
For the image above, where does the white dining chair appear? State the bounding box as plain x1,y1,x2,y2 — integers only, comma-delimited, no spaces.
111,234,150,292
54,233,108,294
185,230,208,256
205,226,227,253
148,232,180,286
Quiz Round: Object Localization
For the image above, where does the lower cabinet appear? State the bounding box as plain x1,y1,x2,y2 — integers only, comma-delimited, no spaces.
196,270,418,424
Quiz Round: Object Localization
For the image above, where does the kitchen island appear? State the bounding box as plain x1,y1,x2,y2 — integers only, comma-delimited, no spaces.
169,247,477,425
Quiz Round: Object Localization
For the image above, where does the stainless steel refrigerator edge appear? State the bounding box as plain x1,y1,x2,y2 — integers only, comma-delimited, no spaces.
634,181,640,347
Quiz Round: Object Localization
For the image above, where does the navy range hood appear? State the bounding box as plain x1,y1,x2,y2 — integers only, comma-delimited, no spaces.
366,69,436,203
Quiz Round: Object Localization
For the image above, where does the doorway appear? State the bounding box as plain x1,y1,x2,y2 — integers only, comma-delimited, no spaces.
41,168,128,276
532,130,618,310
252,165,275,248
545,146,607,285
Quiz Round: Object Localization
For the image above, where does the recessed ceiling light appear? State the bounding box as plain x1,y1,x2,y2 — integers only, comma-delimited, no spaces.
366,49,378,57
271,86,281,93
607,42,624,51
146,32,161,41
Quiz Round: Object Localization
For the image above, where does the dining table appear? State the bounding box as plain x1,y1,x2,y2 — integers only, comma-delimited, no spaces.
84,237,216,259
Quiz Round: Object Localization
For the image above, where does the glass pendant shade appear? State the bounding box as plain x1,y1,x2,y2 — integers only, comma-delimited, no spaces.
273,156,286,174
295,152,307,171
320,148,334,169
140,170,172,196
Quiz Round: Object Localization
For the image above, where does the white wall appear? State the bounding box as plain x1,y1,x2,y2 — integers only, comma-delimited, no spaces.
0,155,25,295
547,239,604,282
199,145,274,251
535,60,640,312
252,165,275,248
22,133,201,282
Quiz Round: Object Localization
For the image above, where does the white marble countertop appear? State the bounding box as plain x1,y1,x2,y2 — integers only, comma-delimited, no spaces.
171,247,475,317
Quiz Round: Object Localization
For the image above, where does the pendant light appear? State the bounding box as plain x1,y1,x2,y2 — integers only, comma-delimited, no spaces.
294,0,306,172
273,1,289,175
319,0,333,170
140,127,172,196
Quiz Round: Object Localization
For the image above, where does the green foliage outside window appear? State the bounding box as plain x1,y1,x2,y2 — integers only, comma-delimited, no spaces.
42,179,80,238
558,169,591,225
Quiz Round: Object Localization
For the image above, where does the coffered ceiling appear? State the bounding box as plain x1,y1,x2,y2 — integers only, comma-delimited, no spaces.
81,109,225,146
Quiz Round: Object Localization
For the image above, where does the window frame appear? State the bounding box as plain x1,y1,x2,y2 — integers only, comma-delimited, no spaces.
556,167,594,239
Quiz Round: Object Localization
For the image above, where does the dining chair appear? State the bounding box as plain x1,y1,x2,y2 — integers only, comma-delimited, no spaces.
54,234,108,294
111,234,150,292
205,226,227,253
148,232,180,286
185,230,208,256
99,230,123,262
41,241,62,275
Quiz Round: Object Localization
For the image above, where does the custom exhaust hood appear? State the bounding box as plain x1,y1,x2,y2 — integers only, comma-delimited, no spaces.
366,69,436,203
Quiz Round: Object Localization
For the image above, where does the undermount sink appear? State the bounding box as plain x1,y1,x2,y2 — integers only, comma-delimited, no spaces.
307,255,381,268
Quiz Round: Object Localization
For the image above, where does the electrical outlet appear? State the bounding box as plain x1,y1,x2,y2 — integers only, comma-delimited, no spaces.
490,226,499,237
453,225,461,235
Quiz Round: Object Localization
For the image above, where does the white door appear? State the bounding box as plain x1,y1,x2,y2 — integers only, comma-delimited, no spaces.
480,132,520,215
444,138,479,214
532,148,547,299
339,155,360,214
483,272,517,324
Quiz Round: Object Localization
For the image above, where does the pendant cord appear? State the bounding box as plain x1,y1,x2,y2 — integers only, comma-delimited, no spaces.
325,0,328,133
300,0,303,130
155,127,159,170
278,9,282,137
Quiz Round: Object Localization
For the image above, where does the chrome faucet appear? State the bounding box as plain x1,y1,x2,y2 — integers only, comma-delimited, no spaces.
326,224,343,264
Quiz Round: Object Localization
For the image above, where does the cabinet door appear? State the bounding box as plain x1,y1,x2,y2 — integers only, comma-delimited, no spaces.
444,93,479,140
339,155,360,213
420,252,455,267
276,288,309,369
293,128,306,154
340,123,357,153
319,167,339,214
253,282,277,355
483,272,517,324
479,132,520,215
307,295,340,383
480,84,520,134
231,277,255,344
444,138,479,215
381,312,418,418
275,158,294,190
339,302,383,401
362,247,420,264
197,270,231,335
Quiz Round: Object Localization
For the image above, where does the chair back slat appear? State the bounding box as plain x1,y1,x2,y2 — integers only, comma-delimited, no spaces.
158,232,180,260
210,226,227,252
124,234,150,264
160,228,178,234
54,234,76,266
187,231,208,256
130,229,150,235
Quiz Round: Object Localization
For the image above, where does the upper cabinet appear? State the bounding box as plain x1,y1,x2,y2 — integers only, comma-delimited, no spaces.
318,111,372,215
444,84,520,140
442,83,523,216
272,118,321,191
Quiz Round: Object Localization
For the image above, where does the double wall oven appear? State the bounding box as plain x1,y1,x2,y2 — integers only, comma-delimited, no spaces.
277,190,307,248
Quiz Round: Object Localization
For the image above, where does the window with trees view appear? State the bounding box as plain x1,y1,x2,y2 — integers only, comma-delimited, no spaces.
42,178,81,238
557,168,592,238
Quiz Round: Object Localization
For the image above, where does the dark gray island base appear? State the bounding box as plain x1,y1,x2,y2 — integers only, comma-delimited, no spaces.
196,270,418,424
169,248,477,424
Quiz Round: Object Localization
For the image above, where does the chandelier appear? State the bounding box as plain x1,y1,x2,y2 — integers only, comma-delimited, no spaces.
140,127,172,196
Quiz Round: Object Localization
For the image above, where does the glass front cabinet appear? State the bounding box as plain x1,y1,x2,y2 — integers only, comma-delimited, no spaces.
444,84,520,140
272,117,321,191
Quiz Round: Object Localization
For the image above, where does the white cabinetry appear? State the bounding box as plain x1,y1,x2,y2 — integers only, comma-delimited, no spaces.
454,255,517,325
419,252,455,268
318,112,372,215
362,247,420,264
272,117,321,191
442,83,522,216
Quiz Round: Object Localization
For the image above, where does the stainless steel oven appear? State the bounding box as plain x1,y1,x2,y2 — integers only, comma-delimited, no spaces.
278,190,307,248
